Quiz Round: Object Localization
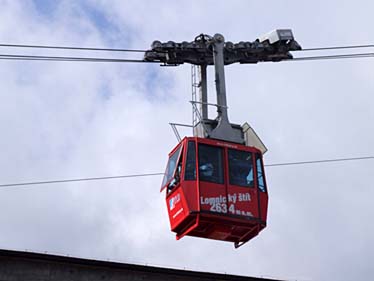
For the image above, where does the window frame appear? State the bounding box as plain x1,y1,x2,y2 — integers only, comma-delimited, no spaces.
160,144,183,192
198,143,225,185
255,153,267,193
184,140,197,181
228,148,255,188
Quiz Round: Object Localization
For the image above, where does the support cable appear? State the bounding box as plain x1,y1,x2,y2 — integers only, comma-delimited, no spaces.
0,156,372,189
289,52,374,62
296,44,374,52
0,43,147,53
266,156,374,167
0,173,164,188
1,43,374,53
1,52,374,63
0,54,155,63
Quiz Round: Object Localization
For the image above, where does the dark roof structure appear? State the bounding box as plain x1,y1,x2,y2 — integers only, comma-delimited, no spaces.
0,248,284,281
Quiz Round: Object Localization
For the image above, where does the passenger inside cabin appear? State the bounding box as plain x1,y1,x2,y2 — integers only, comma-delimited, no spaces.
199,161,214,181
198,144,224,184
228,149,254,187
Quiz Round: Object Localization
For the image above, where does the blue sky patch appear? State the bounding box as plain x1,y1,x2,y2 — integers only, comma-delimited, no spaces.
32,0,59,18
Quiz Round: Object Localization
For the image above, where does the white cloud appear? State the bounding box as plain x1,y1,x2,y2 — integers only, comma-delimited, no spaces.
0,1,373,281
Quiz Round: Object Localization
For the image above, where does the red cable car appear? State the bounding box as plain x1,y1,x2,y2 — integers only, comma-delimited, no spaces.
146,33,284,247
160,137,268,248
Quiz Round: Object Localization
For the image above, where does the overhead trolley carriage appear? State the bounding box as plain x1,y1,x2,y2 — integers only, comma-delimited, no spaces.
145,31,301,247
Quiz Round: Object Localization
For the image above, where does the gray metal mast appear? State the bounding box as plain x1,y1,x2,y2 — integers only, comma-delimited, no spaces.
208,34,243,143
144,30,301,146
199,65,208,120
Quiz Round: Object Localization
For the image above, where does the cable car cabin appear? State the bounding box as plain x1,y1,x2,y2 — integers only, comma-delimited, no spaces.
160,137,268,248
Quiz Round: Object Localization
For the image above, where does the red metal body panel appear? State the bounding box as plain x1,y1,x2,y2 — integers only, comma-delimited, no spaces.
162,137,268,247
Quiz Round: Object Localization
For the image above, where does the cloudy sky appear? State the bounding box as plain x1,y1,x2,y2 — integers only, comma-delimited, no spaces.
0,1,373,280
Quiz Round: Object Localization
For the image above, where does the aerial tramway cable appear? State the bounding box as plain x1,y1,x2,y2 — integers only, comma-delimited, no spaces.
0,156,372,189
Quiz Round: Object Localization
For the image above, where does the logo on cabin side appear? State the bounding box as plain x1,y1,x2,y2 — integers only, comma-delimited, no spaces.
169,193,181,211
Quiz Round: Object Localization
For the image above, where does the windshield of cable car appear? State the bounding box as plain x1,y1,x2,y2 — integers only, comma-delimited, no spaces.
162,145,182,188
228,149,254,187
198,144,224,184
